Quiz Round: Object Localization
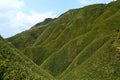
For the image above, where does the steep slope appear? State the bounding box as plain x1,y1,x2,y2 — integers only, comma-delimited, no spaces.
30,1,120,79
23,8,80,64
24,4,105,65
7,21,48,51
61,38,120,80
0,36,56,80
6,0,120,80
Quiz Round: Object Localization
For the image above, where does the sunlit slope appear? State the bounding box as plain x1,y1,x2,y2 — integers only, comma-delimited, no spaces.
61,38,120,80
7,18,52,51
38,1,120,79
25,4,105,66
0,36,56,80
6,0,120,80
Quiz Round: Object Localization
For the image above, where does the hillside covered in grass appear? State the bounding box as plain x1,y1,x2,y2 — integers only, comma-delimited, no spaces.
0,36,56,80
4,0,120,80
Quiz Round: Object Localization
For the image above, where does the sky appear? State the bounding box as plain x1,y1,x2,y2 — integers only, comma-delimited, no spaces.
0,0,113,38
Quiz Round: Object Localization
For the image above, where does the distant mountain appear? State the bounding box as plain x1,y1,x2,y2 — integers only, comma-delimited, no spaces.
7,23,47,51
31,18,54,28
5,0,120,80
7,18,54,51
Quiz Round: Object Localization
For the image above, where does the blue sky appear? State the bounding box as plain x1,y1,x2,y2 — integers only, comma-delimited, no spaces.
0,0,113,38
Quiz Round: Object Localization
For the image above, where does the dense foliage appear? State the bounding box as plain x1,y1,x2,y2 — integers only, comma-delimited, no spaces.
0,36,55,80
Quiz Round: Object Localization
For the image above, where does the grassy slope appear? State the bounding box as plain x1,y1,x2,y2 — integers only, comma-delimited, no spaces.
40,30,98,76
59,0,120,78
6,0,120,80
23,9,80,64
61,39,120,80
25,4,105,66
40,1,120,78
38,1,120,79
7,19,50,51
0,36,56,80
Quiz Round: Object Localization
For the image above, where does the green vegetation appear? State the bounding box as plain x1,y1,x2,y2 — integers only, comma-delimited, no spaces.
31,18,54,28
1,0,120,80
0,36,56,80
7,22,48,51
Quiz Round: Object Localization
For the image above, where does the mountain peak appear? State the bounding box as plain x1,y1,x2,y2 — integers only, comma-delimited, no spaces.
31,18,54,28
2,1,120,80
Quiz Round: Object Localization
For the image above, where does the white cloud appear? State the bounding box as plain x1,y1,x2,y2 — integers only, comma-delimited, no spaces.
0,0,24,11
10,11,55,30
0,11,55,38
77,0,113,6
0,0,55,38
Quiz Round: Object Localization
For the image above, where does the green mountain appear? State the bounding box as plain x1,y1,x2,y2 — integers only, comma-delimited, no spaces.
0,36,56,80
3,0,120,80
7,21,48,51
31,18,54,29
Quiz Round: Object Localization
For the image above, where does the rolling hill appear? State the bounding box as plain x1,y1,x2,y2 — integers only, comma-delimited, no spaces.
3,0,120,80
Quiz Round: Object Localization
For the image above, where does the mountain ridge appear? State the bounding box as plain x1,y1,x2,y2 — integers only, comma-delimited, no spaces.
0,36,56,80
2,0,120,80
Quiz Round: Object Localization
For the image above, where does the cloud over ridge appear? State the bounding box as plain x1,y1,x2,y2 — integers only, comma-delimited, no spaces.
0,0,55,38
